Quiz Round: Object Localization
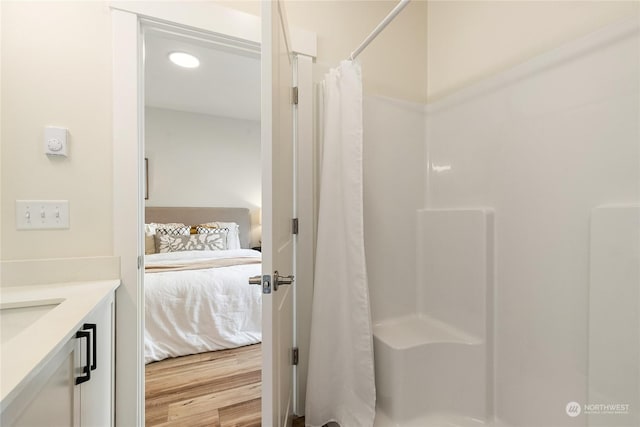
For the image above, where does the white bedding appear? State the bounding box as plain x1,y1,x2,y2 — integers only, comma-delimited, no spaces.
144,249,262,364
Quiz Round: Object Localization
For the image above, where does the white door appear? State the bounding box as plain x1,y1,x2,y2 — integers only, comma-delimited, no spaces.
260,0,296,426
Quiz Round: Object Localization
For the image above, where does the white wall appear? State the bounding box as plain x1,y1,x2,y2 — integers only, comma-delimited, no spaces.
427,0,639,101
0,0,425,264
0,2,419,425
145,107,261,211
218,0,429,103
4,1,638,425
1,1,112,261
426,19,639,426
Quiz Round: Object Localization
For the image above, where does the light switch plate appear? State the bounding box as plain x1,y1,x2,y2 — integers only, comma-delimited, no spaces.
16,200,70,230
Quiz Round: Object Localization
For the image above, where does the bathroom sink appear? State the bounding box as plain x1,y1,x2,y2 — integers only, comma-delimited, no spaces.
1,280,120,410
0,299,64,345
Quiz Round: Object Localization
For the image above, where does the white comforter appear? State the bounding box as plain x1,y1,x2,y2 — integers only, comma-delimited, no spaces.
144,249,262,364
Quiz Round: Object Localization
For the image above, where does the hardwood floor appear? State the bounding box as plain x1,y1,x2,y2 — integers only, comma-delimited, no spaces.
145,344,306,427
146,344,262,426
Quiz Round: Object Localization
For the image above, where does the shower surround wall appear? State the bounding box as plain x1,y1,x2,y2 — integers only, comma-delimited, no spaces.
364,18,639,427
363,96,425,323
426,19,639,427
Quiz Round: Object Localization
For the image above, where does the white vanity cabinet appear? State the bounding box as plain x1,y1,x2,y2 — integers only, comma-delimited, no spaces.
77,293,115,427
3,292,115,427
4,342,77,426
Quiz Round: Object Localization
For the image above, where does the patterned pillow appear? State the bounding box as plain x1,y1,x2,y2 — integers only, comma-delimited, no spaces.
189,224,217,234
155,231,229,253
145,223,188,254
155,226,191,236
199,222,241,249
195,225,228,234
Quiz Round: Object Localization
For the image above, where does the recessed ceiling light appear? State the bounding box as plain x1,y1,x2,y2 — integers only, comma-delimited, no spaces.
168,52,200,68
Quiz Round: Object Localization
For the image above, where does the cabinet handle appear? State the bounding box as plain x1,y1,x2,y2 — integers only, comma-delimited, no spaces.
83,323,97,371
75,330,91,385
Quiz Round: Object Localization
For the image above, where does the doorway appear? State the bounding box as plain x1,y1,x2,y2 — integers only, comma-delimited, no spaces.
111,4,316,424
141,26,263,425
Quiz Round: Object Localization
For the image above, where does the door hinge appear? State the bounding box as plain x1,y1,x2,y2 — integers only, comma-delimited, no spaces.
292,218,299,235
291,347,299,365
292,86,299,105
137,255,143,269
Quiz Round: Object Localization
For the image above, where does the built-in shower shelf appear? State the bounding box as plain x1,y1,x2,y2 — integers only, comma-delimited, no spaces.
372,208,495,424
374,314,481,350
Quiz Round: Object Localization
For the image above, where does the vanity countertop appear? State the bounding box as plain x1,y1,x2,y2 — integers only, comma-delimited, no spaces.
0,280,120,410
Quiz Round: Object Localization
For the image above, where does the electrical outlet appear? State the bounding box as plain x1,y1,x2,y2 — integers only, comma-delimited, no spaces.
16,200,70,230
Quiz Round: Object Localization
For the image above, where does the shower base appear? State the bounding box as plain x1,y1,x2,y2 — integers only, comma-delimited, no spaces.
374,411,511,427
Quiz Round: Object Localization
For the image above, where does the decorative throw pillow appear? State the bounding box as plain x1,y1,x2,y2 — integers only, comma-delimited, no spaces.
190,224,218,234
144,234,156,255
155,226,191,236
199,222,241,249
144,223,189,254
147,222,188,233
145,224,158,255
155,230,229,253
195,225,228,234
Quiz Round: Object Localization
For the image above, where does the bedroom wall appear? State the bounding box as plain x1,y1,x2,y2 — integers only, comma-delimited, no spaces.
144,107,261,213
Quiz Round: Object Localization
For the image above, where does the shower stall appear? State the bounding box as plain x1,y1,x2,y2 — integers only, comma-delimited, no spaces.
358,15,640,427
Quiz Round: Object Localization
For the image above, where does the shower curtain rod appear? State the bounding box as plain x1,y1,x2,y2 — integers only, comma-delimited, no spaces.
349,0,411,61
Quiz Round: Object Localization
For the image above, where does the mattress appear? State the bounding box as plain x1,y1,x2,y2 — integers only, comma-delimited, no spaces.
144,249,262,364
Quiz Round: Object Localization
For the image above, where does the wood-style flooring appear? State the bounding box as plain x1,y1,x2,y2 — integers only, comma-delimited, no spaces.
145,344,305,427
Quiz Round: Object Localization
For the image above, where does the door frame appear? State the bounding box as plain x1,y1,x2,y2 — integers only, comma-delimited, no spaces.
111,4,316,425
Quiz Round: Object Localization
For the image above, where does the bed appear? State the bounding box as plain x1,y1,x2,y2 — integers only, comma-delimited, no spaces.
144,207,262,364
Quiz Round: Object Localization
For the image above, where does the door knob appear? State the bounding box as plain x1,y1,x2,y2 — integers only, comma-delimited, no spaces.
273,271,294,291
249,275,272,294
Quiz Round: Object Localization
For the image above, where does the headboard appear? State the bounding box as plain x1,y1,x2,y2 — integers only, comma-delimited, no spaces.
145,207,252,249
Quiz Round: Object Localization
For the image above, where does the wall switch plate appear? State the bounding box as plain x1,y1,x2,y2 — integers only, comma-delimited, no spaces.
44,127,68,157
16,200,70,230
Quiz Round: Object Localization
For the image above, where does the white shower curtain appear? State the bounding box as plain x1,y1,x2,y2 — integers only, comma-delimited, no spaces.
305,60,376,427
